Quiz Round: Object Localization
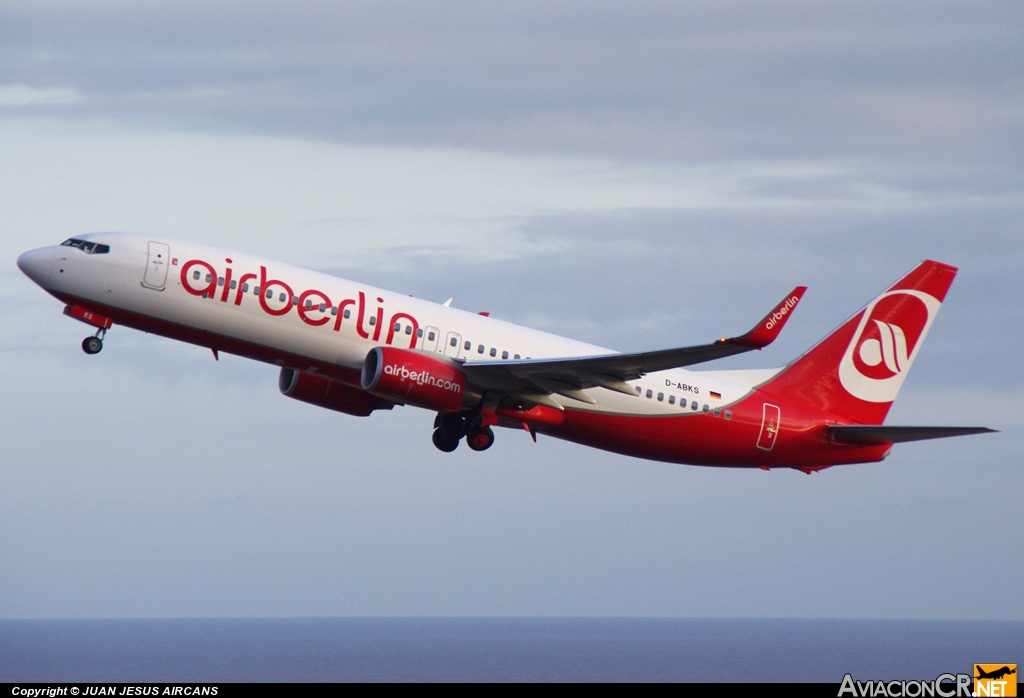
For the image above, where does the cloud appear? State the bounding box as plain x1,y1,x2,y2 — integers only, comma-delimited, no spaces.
1,1,1021,164
0,83,82,106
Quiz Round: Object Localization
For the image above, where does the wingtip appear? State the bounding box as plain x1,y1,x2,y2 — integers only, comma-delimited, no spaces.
732,286,807,348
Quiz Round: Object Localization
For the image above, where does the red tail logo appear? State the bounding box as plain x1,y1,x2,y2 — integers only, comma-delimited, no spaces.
759,260,957,424
838,289,941,403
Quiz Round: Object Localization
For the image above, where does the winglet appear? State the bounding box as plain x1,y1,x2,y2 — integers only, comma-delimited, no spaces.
730,286,807,348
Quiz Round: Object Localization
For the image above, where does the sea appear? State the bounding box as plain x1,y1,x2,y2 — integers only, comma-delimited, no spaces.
1,618,1020,683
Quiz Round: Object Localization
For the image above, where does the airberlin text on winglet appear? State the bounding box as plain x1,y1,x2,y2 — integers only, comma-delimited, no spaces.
765,294,802,331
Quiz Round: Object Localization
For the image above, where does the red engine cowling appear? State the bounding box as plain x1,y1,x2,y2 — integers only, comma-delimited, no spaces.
361,347,467,413
279,368,388,417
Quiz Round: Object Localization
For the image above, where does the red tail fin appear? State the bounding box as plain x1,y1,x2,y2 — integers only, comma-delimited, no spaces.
760,260,957,425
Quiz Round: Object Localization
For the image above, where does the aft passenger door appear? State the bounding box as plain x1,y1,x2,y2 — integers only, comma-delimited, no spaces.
444,331,462,358
141,241,170,291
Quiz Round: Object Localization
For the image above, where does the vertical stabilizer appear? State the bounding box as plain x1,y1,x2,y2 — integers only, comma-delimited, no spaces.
759,260,957,424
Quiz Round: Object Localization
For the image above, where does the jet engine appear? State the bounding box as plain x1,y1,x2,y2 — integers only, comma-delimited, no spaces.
361,346,468,413
279,367,389,417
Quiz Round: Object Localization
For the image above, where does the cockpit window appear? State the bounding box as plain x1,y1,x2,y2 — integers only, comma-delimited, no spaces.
61,238,110,254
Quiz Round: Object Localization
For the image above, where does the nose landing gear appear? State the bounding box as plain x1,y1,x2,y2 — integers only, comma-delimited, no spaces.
82,328,106,355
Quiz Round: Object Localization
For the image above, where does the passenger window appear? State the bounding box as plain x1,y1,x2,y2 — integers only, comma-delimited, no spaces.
218,277,224,287
703,404,709,413
464,341,471,350
292,296,298,306
319,303,326,312
669,395,675,405
713,409,720,417
277,292,285,302
306,300,313,309
646,389,653,398
405,326,413,335
369,316,376,326
514,354,521,360
393,322,401,332
490,348,497,357
193,271,201,281
206,274,213,283
451,337,458,347
266,290,272,299
502,351,508,359
635,386,642,394
427,331,434,340
254,286,260,295
242,283,249,292
657,392,664,401
477,345,484,354
343,309,351,319
691,401,698,410
418,329,425,338
724,410,732,420
331,306,337,316
230,280,237,290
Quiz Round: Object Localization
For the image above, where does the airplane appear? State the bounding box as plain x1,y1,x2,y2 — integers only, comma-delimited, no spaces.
16,233,994,472
975,666,1016,681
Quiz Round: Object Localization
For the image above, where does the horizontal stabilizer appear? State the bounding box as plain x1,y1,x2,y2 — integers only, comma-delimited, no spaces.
827,425,996,445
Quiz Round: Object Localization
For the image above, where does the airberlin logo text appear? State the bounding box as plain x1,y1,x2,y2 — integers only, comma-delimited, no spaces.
765,295,801,330
179,258,420,349
384,364,462,393
839,673,972,698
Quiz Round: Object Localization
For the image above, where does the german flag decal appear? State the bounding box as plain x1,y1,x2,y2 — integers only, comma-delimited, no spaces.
710,391,722,399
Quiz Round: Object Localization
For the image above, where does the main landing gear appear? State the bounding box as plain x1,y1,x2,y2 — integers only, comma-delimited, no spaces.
82,328,106,355
467,426,495,452
432,412,496,453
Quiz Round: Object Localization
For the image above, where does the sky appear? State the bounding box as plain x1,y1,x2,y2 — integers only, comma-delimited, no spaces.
0,1,1021,619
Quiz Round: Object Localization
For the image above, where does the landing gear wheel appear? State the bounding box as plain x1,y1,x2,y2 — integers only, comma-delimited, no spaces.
82,336,103,354
467,426,495,452
432,428,460,453
436,413,468,440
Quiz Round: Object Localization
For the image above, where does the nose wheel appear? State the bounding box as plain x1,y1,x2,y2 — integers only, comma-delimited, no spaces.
82,335,103,354
81,327,106,355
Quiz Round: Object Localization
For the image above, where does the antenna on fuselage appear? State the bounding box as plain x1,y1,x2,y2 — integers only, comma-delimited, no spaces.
443,298,453,307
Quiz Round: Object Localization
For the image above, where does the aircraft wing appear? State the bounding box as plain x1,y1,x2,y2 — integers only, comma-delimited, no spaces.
460,286,806,407
827,425,997,445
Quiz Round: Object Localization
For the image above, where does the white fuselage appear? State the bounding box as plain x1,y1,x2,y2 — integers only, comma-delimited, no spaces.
21,233,761,417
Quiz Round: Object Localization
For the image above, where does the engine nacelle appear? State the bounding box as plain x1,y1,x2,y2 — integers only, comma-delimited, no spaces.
279,368,388,417
361,346,467,413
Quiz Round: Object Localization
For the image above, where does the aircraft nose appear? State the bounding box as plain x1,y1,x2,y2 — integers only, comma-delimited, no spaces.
17,247,56,287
